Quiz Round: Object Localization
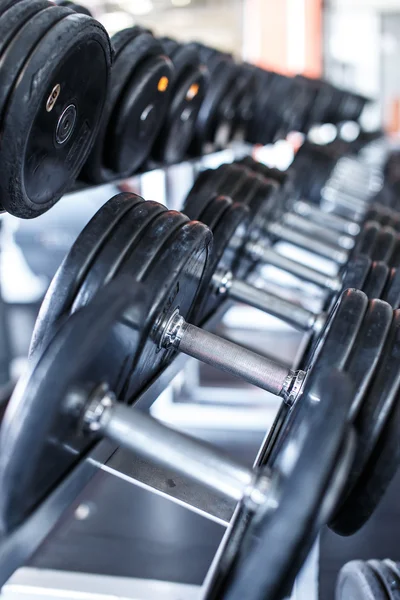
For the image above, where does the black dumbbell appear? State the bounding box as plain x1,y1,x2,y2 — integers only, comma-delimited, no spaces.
28,193,400,536
183,194,400,343
240,155,399,241
0,277,355,600
187,163,400,295
81,26,173,183
336,560,400,600
151,38,209,164
0,0,112,217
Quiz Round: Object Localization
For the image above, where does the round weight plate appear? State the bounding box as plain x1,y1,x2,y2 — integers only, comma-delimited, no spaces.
344,299,392,423
388,239,400,269
262,289,367,468
383,268,400,308
29,193,140,360
116,219,212,400
330,309,400,535
192,58,236,150
0,13,111,217
206,370,354,600
0,6,72,127
336,561,390,600
104,54,173,175
354,221,381,259
369,560,400,599
55,0,93,16
0,277,147,536
189,197,249,323
340,254,372,294
82,28,171,183
154,65,208,164
70,200,167,311
369,227,397,263
362,262,390,300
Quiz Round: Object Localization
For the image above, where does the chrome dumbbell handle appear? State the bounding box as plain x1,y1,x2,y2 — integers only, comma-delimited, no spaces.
247,242,342,292
281,212,355,250
160,310,304,402
213,271,325,333
83,386,266,508
292,200,361,236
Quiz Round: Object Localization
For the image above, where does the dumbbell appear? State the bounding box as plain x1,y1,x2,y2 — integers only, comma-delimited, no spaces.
336,560,400,600
29,193,400,535
151,38,209,164
240,155,399,240
187,163,400,298
183,194,400,343
0,277,355,599
81,26,173,183
0,0,112,217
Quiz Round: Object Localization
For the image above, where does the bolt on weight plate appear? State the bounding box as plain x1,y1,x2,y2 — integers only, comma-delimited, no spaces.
0,12,112,218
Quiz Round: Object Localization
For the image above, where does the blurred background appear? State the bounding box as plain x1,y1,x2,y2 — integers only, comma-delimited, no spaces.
82,0,400,134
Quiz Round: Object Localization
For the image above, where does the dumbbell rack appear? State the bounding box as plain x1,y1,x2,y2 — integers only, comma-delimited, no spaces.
0,143,322,600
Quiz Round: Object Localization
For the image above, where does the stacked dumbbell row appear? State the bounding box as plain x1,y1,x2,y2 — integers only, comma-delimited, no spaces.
0,0,370,219
1,144,400,595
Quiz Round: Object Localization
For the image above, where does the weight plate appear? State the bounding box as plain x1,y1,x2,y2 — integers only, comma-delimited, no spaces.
0,6,72,127
344,299,392,423
70,200,166,311
29,193,139,360
54,0,93,16
0,277,147,536
117,218,212,400
82,28,172,183
369,560,400,599
105,54,173,174
369,227,397,263
354,221,381,259
0,13,111,217
340,254,372,294
330,309,400,535
117,210,189,286
206,370,354,600
383,268,400,309
388,239,400,268
362,262,390,299
262,289,367,468
336,561,390,600
188,196,249,323
154,65,208,164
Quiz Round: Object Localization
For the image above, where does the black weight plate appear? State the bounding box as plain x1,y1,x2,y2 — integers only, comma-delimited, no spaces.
340,254,372,294
189,197,249,323
105,54,173,175
154,65,208,164
207,371,354,600
362,262,390,299
192,59,236,149
369,227,397,263
369,560,400,599
329,385,400,536
0,13,111,218
0,2,51,103
117,210,189,287
353,221,381,258
383,268,400,308
70,200,166,311
330,309,400,535
82,28,171,183
0,277,147,537
336,561,390,600
261,289,367,468
29,193,139,360
184,165,246,217
117,219,212,400
344,299,392,423
388,239,400,268
0,6,72,126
